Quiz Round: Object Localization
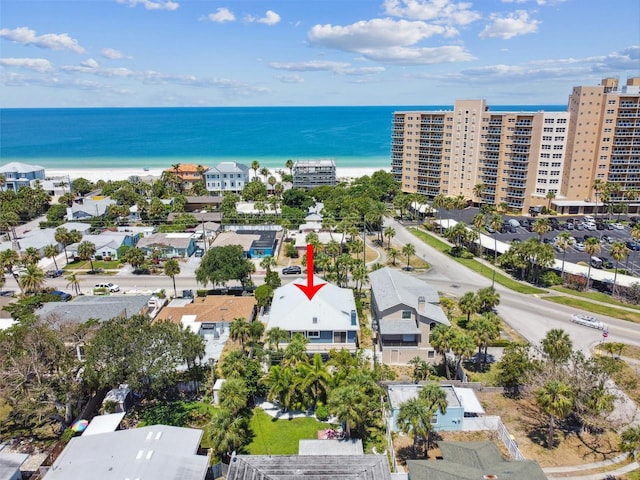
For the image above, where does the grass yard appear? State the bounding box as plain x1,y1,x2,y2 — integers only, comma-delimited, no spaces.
246,408,331,455
541,295,640,324
551,286,640,312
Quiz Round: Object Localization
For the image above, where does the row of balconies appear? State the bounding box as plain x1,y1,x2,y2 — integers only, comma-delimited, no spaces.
614,130,640,136
611,157,640,163
512,139,531,145
515,120,533,126
620,102,640,108
510,148,531,153
613,149,640,154
613,140,640,146
619,112,640,118
617,122,640,127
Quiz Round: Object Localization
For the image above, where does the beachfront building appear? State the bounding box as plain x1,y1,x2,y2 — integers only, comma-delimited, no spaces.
391,76,640,215
368,267,450,365
264,278,359,354
292,159,336,190
204,161,250,194
163,163,209,190
0,162,45,191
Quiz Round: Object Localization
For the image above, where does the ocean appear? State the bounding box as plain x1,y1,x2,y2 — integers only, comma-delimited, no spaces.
0,105,565,172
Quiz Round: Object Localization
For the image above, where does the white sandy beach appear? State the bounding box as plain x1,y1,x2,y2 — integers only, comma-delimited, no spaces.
45,166,390,184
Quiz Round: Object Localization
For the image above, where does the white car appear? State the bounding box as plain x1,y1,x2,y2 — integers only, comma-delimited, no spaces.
574,242,585,251
613,223,625,230
95,282,120,292
571,314,606,330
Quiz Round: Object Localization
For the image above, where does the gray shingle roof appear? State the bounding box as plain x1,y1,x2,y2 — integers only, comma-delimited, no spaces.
43,425,208,480
226,454,391,480
36,295,151,324
378,318,421,335
406,441,547,480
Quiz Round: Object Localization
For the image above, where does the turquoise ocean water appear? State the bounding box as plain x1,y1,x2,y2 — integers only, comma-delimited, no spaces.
0,106,564,171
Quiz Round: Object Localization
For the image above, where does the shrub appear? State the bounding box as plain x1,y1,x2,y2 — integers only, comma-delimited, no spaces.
196,289,208,297
540,271,562,287
315,405,329,421
285,243,298,258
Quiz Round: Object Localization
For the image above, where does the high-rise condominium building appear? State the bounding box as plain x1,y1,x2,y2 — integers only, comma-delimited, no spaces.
292,159,337,190
391,77,640,215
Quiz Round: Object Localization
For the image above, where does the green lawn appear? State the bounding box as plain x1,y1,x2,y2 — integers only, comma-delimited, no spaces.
550,286,640,311
408,227,546,295
542,295,640,324
246,408,331,455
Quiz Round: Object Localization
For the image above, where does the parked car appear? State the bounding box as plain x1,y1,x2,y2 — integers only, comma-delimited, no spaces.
599,257,614,269
574,242,585,251
627,241,640,251
565,222,574,230
50,290,72,302
282,266,302,275
194,248,204,258
95,282,120,292
602,235,613,244
484,224,496,234
46,269,63,278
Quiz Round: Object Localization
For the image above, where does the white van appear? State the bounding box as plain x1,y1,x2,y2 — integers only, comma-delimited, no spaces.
95,282,120,292
507,219,520,228
590,257,603,269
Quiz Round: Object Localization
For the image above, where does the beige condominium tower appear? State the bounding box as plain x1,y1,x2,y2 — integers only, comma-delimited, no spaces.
391,77,640,215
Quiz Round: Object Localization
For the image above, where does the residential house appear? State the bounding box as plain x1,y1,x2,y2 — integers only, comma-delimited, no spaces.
164,163,209,190
0,162,45,191
154,295,256,362
42,425,209,480
66,196,117,221
211,229,279,258
369,267,450,365
204,161,250,194
406,441,546,480
35,295,152,325
387,384,485,432
292,159,336,190
137,232,197,258
67,231,139,260
265,278,359,353
184,196,223,213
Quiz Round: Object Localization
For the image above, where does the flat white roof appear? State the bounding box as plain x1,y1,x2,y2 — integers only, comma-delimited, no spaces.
453,387,485,415
82,412,126,436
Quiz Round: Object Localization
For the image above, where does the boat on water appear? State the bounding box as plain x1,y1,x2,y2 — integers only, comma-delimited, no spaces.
143,167,150,171
570,313,606,330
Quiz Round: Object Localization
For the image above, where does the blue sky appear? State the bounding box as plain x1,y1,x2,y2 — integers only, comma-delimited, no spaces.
1,0,638,107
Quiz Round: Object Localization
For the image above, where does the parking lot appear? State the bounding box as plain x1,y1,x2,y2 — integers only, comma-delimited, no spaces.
440,208,640,277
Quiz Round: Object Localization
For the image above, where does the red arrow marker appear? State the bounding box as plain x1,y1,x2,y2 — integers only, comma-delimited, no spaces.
294,244,326,301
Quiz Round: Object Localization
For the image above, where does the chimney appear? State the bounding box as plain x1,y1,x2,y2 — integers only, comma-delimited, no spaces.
418,296,425,309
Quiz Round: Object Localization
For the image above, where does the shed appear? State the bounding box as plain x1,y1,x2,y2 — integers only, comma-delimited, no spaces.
103,385,133,413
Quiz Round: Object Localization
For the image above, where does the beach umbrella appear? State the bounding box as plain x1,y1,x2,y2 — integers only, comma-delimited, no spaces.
70,419,89,432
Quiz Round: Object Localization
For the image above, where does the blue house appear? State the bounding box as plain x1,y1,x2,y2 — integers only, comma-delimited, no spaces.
211,229,278,259
0,162,45,191
387,384,484,432
265,277,359,354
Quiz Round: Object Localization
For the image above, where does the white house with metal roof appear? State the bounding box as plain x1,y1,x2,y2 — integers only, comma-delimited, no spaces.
265,277,359,353
369,267,450,365
42,425,208,480
204,161,250,194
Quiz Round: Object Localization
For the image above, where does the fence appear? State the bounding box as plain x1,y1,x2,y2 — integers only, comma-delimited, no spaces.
496,418,526,460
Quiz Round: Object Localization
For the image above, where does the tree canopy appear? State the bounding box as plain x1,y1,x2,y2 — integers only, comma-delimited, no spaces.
195,245,252,287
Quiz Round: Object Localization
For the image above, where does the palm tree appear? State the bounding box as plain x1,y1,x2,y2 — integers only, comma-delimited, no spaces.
285,159,294,175
472,213,485,258
450,330,475,377
229,318,252,353
469,313,500,369
266,326,289,352
259,167,270,183
250,160,260,180
620,425,640,461
555,232,573,279
407,357,434,383
43,244,60,271
327,383,369,439
77,240,96,272
163,259,181,298
383,226,396,249
584,237,601,288
545,190,556,211
472,183,485,207
402,243,416,269
208,411,250,463
297,353,331,409
541,328,572,366
593,179,605,219
65,272,81,296
22,247,40,266
429,325,455,379
536,380,574,449
20,264,45,294
262,364,296,412
489,213,503,286
388,247,399,266
532,218,551,240
609,241,629,295
219,377,249,416
397,397,433,456
458,291,480,322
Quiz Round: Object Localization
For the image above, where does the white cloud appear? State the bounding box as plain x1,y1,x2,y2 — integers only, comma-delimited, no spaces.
116,0,179,11
479,10,540,39
360,45,474,64
245,10,281,25
0,27,84,53
101,48,124,59
81,58,99,69
275,74,304,84
269,60,385,75
205,8,235,23
383,0,481,26
0,57,53,72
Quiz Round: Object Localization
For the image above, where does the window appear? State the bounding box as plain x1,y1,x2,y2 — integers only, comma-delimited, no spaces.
307,331,319,338
402,310,412,319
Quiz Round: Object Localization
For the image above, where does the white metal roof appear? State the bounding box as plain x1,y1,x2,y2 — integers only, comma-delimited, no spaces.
82,412,126,436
